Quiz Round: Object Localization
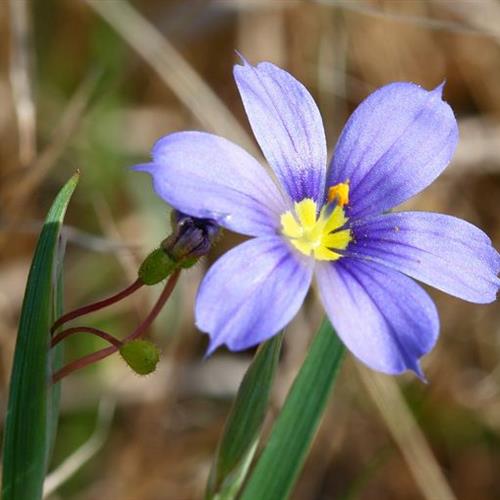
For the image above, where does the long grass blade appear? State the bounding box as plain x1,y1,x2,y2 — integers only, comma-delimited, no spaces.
206,332,284,500
240,318,345,500
2,173,79,500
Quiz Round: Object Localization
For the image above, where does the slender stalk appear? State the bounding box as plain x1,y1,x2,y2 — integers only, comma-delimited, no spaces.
52,270,180,384
51,326,123,349
51,278,143,333
125,270,180,343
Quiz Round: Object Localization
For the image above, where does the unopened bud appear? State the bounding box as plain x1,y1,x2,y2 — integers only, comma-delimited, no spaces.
119,339,160,375
161,211,219,267
138,248,177,285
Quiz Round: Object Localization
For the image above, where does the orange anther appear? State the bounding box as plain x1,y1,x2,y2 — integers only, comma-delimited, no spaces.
327,182,350,207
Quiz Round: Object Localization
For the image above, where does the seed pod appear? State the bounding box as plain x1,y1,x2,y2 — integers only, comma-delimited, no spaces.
119,339,161,375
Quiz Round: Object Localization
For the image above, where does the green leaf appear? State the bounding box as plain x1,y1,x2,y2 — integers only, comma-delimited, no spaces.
46,233,67,466
239,318,345,500
206,332,284,500
2,173,79,500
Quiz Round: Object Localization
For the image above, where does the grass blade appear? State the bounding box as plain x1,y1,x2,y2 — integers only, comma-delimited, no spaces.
45,233,67,465
240,318,345,500
2,173,79,500
206,332,284,500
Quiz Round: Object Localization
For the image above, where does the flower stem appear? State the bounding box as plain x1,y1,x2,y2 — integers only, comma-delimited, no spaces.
51,326,123,349
52,270,181,384
125,270,181,343
51,278,144,334
52,345,116,384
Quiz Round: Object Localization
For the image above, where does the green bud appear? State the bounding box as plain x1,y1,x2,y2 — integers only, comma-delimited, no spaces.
119,339,161,375
138,248,177,285
179,256,198,269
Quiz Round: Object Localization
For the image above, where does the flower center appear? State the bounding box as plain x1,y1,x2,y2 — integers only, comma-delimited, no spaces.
280,182,352,261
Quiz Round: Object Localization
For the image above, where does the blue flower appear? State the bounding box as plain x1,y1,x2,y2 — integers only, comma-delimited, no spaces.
134,59,500,376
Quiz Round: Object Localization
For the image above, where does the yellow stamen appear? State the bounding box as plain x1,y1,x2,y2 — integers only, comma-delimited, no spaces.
280,195,352,261
280,211,302,238
295,198,317,229
327,181,350,207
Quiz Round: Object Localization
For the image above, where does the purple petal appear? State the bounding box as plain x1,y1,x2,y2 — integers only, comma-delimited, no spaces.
349,212,500,303
234,59,327,204
316,259,439,376
327,82,458,218
196,236,313,353
134,131,286,237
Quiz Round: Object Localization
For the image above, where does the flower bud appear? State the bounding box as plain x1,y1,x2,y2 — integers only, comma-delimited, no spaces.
161,211,219,267
138,248,177,285
119,339,160,375
138,212,219,285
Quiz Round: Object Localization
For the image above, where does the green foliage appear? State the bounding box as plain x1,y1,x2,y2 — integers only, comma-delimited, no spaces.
239,319,345,500
119,339,161,375
2,173,79,500
46,223,67,465
206,332,284,500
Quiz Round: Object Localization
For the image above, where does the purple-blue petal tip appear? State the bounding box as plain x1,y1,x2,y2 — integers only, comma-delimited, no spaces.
203,337,221,360
131,162,154,173
409,360,428,383
433,80,446,96
234,49,249,66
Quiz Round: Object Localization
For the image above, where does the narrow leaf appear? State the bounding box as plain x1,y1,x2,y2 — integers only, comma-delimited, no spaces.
240,318,345,500
2,173,79,500
46,234,67,464
206,332,284,500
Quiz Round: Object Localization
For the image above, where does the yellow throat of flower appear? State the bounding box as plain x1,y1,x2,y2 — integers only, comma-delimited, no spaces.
280,182,352,261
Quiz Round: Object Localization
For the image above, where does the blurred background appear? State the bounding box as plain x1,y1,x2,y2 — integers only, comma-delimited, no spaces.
1,1,500,499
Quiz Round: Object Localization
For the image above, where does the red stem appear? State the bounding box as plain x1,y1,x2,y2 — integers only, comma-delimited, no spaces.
51,326,123,349
52,270,181,384
51,278,144,333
